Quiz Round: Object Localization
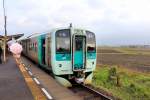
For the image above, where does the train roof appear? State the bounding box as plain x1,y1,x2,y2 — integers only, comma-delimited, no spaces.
17,32,47,41
27,33,46,38
17,34,29,41
17,27,95,41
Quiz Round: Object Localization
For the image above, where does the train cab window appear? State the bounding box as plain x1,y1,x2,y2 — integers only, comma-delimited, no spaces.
56,29,70,53
86,31,96,53
75,37,83,51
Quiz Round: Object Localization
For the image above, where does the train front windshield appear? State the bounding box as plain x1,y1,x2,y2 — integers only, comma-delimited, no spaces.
86,31,96,53
56,29,70,54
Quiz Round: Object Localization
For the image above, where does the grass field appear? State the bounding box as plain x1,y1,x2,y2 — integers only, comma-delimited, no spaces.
94,47,150,100
92,66,150,100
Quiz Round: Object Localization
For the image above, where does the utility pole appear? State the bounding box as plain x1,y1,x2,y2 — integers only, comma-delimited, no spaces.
3,0,7,62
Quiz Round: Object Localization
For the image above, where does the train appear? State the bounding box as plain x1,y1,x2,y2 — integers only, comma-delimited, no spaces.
18,25,97,87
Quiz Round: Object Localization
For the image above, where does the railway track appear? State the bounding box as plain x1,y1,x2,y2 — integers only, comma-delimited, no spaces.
69,84,112,100
22,56,113,100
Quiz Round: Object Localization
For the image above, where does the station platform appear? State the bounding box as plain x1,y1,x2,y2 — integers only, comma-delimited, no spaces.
0,56,34,100
0,56,47,100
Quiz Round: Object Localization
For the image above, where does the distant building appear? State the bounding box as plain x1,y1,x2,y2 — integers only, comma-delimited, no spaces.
0,34,24,48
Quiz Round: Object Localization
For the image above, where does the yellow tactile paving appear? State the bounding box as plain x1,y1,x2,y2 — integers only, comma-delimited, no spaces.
20,65,26,72
15,59,47,100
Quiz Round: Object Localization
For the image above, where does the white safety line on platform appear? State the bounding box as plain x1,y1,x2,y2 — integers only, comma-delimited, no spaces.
41,88,53,100
33,78,40,85
28,71,33,76
22,62,53,100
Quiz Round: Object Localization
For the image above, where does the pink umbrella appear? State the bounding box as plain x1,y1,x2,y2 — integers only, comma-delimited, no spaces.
10,43,23,58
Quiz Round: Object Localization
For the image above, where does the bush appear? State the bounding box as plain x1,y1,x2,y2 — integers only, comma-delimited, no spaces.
108,67,121,86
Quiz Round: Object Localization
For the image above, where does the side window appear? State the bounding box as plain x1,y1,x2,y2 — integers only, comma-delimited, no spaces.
32,43,33,50
34,43,36,51
29,42,31,50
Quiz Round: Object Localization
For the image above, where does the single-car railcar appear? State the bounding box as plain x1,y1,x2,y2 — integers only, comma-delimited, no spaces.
19,26,96,87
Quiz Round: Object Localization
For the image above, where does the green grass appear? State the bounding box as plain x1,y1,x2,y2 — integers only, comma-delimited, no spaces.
92,66,150,100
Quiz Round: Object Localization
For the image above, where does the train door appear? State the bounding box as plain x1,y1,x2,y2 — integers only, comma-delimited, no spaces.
41,38,46,65
45,35,51,67
73,35,86,71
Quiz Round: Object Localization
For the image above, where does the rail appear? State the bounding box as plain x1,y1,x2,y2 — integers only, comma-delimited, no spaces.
81,84,112,100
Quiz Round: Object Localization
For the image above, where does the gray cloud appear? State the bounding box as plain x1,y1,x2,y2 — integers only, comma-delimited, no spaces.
0,0,150,45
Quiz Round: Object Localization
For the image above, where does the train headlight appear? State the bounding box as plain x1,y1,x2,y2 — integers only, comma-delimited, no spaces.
92,62,94,65
59,64,62,67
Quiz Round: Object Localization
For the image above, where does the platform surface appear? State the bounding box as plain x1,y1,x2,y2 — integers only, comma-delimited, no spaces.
0,57,34,100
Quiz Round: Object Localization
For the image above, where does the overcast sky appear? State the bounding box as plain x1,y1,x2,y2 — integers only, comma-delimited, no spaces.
0,0,150,45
